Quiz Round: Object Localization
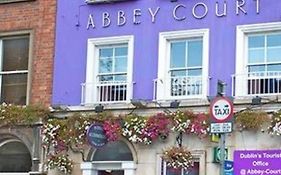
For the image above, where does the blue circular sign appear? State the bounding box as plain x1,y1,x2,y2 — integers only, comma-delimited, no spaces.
87,123,107,148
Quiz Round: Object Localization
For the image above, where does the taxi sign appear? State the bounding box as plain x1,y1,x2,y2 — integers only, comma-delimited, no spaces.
210,97,233,123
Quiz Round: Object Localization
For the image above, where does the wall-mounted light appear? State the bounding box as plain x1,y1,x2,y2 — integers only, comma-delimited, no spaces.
94,104,104,113
251,96,262,105
170,100,180,108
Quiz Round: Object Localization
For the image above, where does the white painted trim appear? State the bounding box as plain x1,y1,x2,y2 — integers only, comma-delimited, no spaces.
81,161,136,175
85,35,134,104
157,29,209,100
235,22,281,96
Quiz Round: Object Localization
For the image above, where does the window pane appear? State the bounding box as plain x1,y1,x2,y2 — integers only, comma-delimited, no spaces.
188,69,202,76
268,64,281,71
267,48,281,62
248,35,265,48
99,58,112,73
171,70,187,77
187,40,202,67
115,57,127,72
183,162,199,175
170,42,186,68
0,141,32,172
115,47,127,56
99,75,113,82
114,75,126,81
100,48,113,58
248,49,264,63
2,37,29,71
267,34,281,47
92,141,133,161
1,73,27,105
248,65,265,73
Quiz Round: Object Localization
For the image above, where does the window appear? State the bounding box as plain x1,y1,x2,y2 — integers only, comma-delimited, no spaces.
81,140,136,175
0,140,32,172
157,151,205,175
83,35,134,105
161,161,199,175
155,29,209,101
0,35,30,105
234,22,281,96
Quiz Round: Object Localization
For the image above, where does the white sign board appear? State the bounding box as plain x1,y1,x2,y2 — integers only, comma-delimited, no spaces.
210,97,233,123
210,122,232,133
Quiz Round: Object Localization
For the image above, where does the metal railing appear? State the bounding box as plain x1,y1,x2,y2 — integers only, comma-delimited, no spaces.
154,76,205,100
81,81,130,104
232,71,281,96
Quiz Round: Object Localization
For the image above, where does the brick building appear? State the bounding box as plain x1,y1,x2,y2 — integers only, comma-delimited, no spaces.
0,0,56,174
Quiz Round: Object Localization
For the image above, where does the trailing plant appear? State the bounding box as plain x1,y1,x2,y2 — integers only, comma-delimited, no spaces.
170,111,191,133
46,154,73,174
0,103,49,126
268,110,281,136
121,114,151,144
103,119,122,142
162,146,193,170
170,111,209,138
235,109,269,131
142,113,170,141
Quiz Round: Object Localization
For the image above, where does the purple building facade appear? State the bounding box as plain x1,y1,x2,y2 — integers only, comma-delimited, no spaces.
54,0,281,106
52,0,281,175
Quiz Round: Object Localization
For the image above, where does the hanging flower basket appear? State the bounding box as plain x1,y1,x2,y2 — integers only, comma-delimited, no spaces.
162,146,194,170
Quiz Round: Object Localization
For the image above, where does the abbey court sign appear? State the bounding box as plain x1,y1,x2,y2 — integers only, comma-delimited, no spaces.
234,150,281,175
86,0,261,29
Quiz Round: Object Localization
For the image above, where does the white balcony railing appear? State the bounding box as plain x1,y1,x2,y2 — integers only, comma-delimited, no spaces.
81,81,131,105
232,71,281,96
154,76,207,100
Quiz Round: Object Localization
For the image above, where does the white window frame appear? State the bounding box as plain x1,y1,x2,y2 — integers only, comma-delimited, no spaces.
0,33,32,105
157,29,209,101
81,161,136,175
85,35,134,105
156,150,206,175
235,22,281,96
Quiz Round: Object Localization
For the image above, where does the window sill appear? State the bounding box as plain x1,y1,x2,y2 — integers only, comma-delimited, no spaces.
0,0,35,4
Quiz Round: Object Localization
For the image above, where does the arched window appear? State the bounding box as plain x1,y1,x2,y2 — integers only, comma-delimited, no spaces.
81,140,136,175
92,140,133,161
0,140,32,172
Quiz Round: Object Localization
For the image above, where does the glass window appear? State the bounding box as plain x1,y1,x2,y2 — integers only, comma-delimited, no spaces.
246,33,281,95
0,36,29,105
163,161,199,175
0,141,32,172
92,140,133,161
98,45,128,82
170,38,203,76
169,38,203,97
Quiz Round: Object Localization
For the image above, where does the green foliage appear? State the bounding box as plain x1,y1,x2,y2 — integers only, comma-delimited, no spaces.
235,109,270,131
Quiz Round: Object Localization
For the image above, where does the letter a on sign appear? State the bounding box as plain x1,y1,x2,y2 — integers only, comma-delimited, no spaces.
210,97,233,123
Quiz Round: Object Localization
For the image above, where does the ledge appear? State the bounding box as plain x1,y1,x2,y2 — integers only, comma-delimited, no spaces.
0,0,35,4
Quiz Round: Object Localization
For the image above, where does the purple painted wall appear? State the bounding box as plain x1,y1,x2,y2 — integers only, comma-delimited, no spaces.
53,0,281,105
